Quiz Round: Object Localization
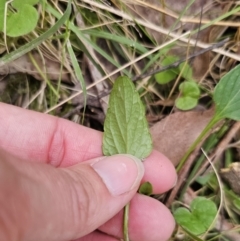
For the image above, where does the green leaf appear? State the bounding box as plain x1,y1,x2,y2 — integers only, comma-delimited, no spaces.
0,0,40,37
102,76,152,159
155,55,179,84
66,38,87,122
225,189,240,210
175,81,200,110
0,0,5,30
12,0,39,9
6,4,38,37
179,62,193,80
83,29,148,55
180,81,200,98
174,197,217,235
214,64,240,120
176,96,198,110
174,207,205,235
195,173,213,186
138,181,153,196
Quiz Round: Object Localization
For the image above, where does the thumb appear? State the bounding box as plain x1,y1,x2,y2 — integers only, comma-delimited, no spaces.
0,152,144,241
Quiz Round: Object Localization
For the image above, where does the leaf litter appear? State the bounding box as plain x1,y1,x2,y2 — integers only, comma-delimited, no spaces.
150,109,214,166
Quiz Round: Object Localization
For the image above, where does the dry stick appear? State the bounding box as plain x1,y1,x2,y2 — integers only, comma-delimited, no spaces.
192,121,240,181
132,39,227,82
80,0,240,61
165,142,203,208
130,0,239,27
165,133,210,208
123,203,130,241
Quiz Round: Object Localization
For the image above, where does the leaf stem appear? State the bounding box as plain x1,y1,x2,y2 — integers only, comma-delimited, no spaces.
123,203,130,241
176,116,220,172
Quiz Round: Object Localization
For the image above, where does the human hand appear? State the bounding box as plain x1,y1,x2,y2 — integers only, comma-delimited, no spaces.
0,103,177,241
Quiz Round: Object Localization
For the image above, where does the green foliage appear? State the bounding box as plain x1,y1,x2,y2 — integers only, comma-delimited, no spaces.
0,1,4,30
179,62,193,80
174,197,217,235
102,76,152,159
195,173,213,186
138,181,153,196
155,55,179,84
177,64,240,171
155,55,194,85
155,54,200,110
66,38,87,120
175,81,201,110
0,0,39,37
233,198,240,210
213,64,240,121
225,189,240,211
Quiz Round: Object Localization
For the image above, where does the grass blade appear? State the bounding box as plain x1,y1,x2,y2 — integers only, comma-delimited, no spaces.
66,36,87,122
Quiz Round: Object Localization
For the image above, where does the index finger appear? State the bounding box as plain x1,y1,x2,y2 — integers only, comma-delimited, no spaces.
0,103,176,193
0,103,103,167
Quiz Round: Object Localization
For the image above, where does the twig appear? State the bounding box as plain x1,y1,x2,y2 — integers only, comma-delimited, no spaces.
165,140,205,207
192,121,240,180
130,0,239,27
123,203,130,241
132,39,228,81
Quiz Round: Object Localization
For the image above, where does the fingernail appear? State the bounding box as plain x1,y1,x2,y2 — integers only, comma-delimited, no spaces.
92,154,144,196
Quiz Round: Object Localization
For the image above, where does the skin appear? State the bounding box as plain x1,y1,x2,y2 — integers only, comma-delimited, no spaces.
0,103,177,241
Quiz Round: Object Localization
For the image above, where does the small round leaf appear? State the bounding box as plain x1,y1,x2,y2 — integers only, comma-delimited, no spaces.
175,81,200,110
138,181,153,196
179,62,193,81
175,96,198,111
12,0,39,9
179,81,200,98
174,197,217,235
6,4,38,37
155,55,179,84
